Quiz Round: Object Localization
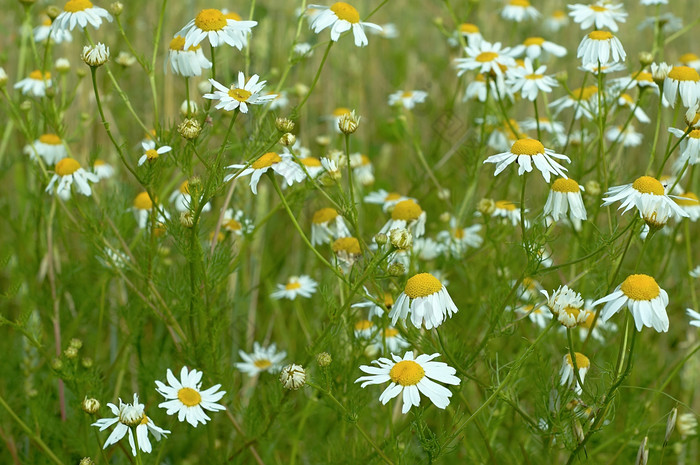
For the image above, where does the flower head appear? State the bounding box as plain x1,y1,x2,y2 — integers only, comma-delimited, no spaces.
176,8,257,49
53,0,113,32
390,272,458,329
81,43,109,67
560,353,590,395
46,158,99,200
204,72,277,113
577,30,626,67
484,138,570,182
155,367,226,427
308,3,382,47
270,275,318,300
236,342,287,376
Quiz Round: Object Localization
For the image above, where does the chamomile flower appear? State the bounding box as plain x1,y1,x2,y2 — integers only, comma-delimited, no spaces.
545,10,569,32
34,17,72,43
515,304,552,329
578,305,617,342
350,153,375,185
544,178,587,229
617,94,650,123
266,91,289,110
501,0,540,22
413,237,444,261
491,200,525,226
505,59,558,101
606,124,643,147
550,85,600,120
364,189,413,212
138,140,172,166
390,272,458,330
52,0,112,32
602,176,688,223
455,41,517,82
310,207,350,245
437,219,483,256
675,192,700,221
484,138,570,182
226,152,305,194
132,192,169,230
568,2,627,32
93,160,115,180
177,8,256,50
235,343,287,376
352,290,392,320
560,353,590,395
270,275,318,300
296,156,325,179
308,2,382,47
593,274,670,332
168,36,212,77
515,37,567,60
679,53,700,71
687,308,700,327
169,181,211,213
369,23,398,39
354,319,376,339
457,23,482,46
638,14,682,35
519,118,566,144
577,30,626,68
155,367,226,427
541,285,588,328
204,73,276,113
14,70,52,97
332,237,363,268
222,209,253,235
24,134,67,165
663,66,700,108
46,158,99,200
379,199,426,238
372,328,410,354
388,90,428,110
355,351,460,414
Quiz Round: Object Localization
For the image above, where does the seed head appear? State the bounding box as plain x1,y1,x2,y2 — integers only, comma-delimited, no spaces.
316,352,332,367
279,364,306,390
178,118,201,140
585,180,601,196
180,211,194,228
388,262,406,276
477,198,496,216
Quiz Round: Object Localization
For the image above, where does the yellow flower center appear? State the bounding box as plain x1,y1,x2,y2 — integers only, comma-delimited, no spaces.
676,192,699,206
401,91,413,98
590,5,607,12
562,306,580,319
332,237,361,254
301,157,322,167
133,192,153,210
404,272,443,299
146,149,159,161
177,387,202,407
453,228,465,239
42,18,52,26
525,74,544,80
94,159,105,166
581,312,596,329
252,152,282,169
355,319,373,330
495,200,516,211
509,0,530,6
286,281,302,290
565,352,590,369
476,51,498,63
39,134,62,145
636,71,653,82
620,274,660,301
384,293,394,308
389,360,425,386
384,328,399,337
459,23,479,34
224,219,242,230
228,87,252,102
572,86,598,100
179,180,190,194
333,107,351,117
139,415,149,426
312,207,338,224
680,53,700,64
632,176,664,196
588,30,613,41
551,178,580,193
330,2,360,24
385,192,402,201
194,9,227,32
668,66,700,82
391,199,423,221
224,12,242,21
64,0,92,12
524,37,545,46
510,138,545,156
253,359,272,369
169,36,186,51
552,10,565,18
55,158,81,176
689,129,700,139
29,70,51,80
621,94,634,105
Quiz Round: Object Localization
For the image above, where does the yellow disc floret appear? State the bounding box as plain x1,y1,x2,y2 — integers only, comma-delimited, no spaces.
253,359,272,369
389,360,425,386
286,281,302,290
228,87,252,102
133,192,153,210
510,138,545,156
332,237,361,254
588,30,614,41
312,207,338,224
384,328,399,337
169,36,186,51
146,149,159,161
55,158,81,176
459,23,479,34
194,9,227,32
632,176,664,195
590,5,607,11
39,134,62,145
252,152,282,169
179,180,190,194
333,107,351,117
524,37,545,46
301,157,322,167
64,0,92,12
391,200,423,221
355,320,373,330
224,219,242,230
330,2,360,24
551,178,580,193
177,387,202,406
509,0,531,6
675,192,699,206
565,352,590,369
224,12,242,21
404,273,443,299
29,70,51,80
620,274,660,301
668,66,700,82
476,51,498,63
495,200,516,211
572,86,598,100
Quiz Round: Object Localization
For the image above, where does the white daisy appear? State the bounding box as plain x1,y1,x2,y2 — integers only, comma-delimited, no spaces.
270,275,318,300
606,124,643,147
454,41,518,83
484,138,570,182
457,23,482,46
617,94,650,123
675,192,700,221
663,66,700,108
390,272,458,330
412,237,445,261
602,176,688,223
515,303,552,329
138,140,172,166
505,59,558,101
544,178,588,229
519,117,567,144
132,191,169,230
350,153,375,186
379,199,427,238
639,13,682,35
328,107,352,133
177,8,256,50
355,351,460,414
24,133,67,165
168,36,212,77
368,22,398,39
332,236,363,268
680,53,700,71
541,285,588,328
371,327,410,354
93,160,115,180
364,189,414,212
577,30,626,68
641,0,667,4
310,207,350,245
500,0,540,22
568,2,627,32
578,302,617,342
225,152,305,194
46,158,99,200
222,208,254,235
34,17,73,43
592,274,670,332
352,291,392,320
437,219,483,256
169,180,211,213
266,91,289,110
388,90,428,110
14,70,52,97
491,200,525,227
687,308,700,327
52,0,112,32
545,10,569,32
549,85,600,120
155,367,226,427
354,319,376,339
308,2,382,47
235,342,287,376
514,37,567,60
204,72,276,114
560,353,590,395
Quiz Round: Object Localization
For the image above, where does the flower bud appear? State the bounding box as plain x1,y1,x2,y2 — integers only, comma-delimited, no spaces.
651,62,671,86
665,408,677,445
82,397,100,414
279,364,306,390
315,135,331,146
46,5,62,20
555,71,568,85
389,228,412,250
179,100,199,117
294,83,309,98
280,132,296,146
388,262,405,276
81,357,94,368
439,212,451,223
316,352,332,367
677,412,698,437
79,458,95,465
178,118,201,140
115,51,136,67
64,346,78,359
70,338,83,349
109,1,123,15
0,67,7,87
275,117,295,133
638,52,653,67
437,188,450,201
584,180,601,196
55,58,71,73
51,358,63,370
338,110,360,135
634,436,648,465
180,211,194,228
477,198,496,216
81,43,110,67
374,233,388,246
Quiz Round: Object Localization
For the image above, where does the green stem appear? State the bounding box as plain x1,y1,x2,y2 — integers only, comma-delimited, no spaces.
294,40,333,115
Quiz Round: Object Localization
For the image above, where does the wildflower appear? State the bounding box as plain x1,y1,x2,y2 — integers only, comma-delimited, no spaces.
592,274,670,332
371,328,410,354
364,190,413,212
354,319,375,339
686,308,700,327
639,13,682,35
568,2,627,32
544,178,587,229
332,237,362,268
350,153,374,185
316,352,332,367
641,0,667,4
484,138,570,182
388,90,427,110
379,199,426,238
545,10,569,32
310,208,350,245
520,117,567,144
455,40,517,82
541,285,588,328
515,37,567,60
35,17,72,43
501,0,540,22
169,180,210,213
24,134,67,165
168,36,212,77
293,42,313,57
679,53,700,71
53,0,113,32
93,160,114,180
132,191,169,229
560,353,590,395
606,125,643,147
338,110,360,134
602,176,688,223
663,66,700,108
178,118,201,139
457,23,482,46
577,31,626,68
14,70,52,97
308,2,382,47
225,152,305,194
491,200,525,226
137,140,171,166
505,59,558,101
296,156,325,179
235,342,286,376
617,94,650,123
437,219,482,256
279,364,306,390
515,304,552,328
81,43,109,67
177,8,256,50
355,351,460,413
675,192,700,221
155,367,226,427
578,304,617,342
92,394,170,455
46,158,99,200
270,275,318,300
390,272,457,330
204,72,276,113
222,209,253,235
550,85,599,120
82,397,100,414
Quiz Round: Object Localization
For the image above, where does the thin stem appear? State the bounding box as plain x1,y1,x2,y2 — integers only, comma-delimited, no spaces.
294,40,333,115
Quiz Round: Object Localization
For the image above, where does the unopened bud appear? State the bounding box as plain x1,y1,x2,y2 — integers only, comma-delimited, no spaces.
46,5,61,20
110,1,123,16
437,188,450,201
179,100,199,117
280,132,296,146
76,68,87,79
651,62,671,86
115,51,136,67
0,67,7,87
573,420,585,444
477,198,496,216
79,458,95,465
178,118,201,140
388,262,405,276
315,135,331,146
316,352,332,367
19,100,32,112
279,364,306,390
45,86,56,98
275,117,295,133
81,357,94,368
389,228,412,250
81,43,110,67
294,83,309,98
64,346,78,359
82,397,100,414
70,338,83,349
635,436,648,465
584,180,601,196
639,52,653,67
180,211,194,228
55,58,71,73
338,110,360,135
439,212,451,223
374,233,388,246
555,71,568,85
51,358,63,370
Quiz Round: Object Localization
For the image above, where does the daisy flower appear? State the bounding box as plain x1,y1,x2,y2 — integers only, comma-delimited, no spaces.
545,10,569,32
352,291,391,320
270,275,318,300
484,138,570,182
412,237,445,261
680,53,700,71
379,199,427,238
606,125,643,147
138,140,172,166
225,152,305,194
617,94,650,123
355,351,460,414
663,66,700,108
235,342,287,376
24,134,67,165
592,274,669,332
169,180,211,213
177,8,256,50
500,0,540,22
350,153,375,185
515,37,567,60
687,308,700,327
455,41,517,82
389,272,458,330
491,200,525,227
14,70,52,97
549,85,600,120
578,304,617,342
132,191,169,230
560,353,590,395
204,72,276,113
222,208,254,235
354,319,376,339
371,327,410,354
568,2,627,32
308,2,382,47
506,59,558,101
328,107,352,133
332,237,363,268
46,158,99,200
675,192,700,221
541,285,588,328
369,22,398,39
602,176,688,224
34,17,73,43
436,219,483,256
544,178,587,229
92,394,170,456
266,91,289,110
577,30,626,68
457,23,482,46
295,156,325,179
52,0,112,32
388,90,428,110
310,207,350,245
519,117,566,144
155,367,226,427
168,36,212,77
93,160,115,180
515,304,552,329
364,189,413,212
